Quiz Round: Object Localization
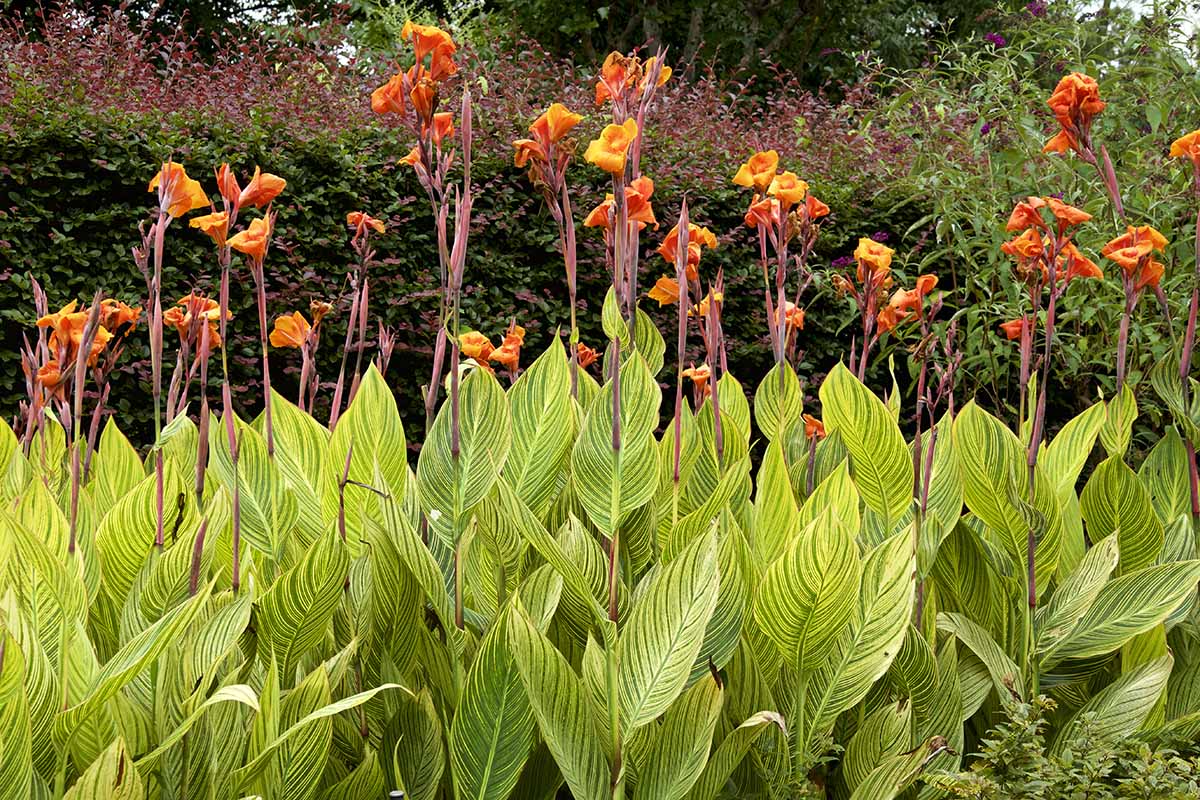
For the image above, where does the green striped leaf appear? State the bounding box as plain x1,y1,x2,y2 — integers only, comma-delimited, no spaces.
1081,455,1165,573
1099,383,1137,458
392,688,445,800
1040,560,1200,668
754,508,860,671
819,362,912,528
257,527,349,683
571,353,661,536
1035,535,1119,657
0,629,32,800
507,602,609,800
633,675,723,800
209,414,298,561
1139,430,1193,525
64,737,144,800
754,363,802,442
802,531,914,747
1052,655,1174,755
271,389,332,543
843,700,913,794
620,530,720,730
1042,401,1105,491
505,339,574,520
848,735,950,800
937,612,1023,700
753,442,800,565
419,367,512,545
89,419,145,512
682,710,785,800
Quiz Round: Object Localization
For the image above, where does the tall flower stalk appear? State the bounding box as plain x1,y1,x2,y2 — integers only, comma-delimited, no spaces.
330,212,386,428
1169,129,1200,525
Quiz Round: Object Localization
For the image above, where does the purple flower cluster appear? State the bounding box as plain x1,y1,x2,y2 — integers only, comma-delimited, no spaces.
984,32,1007,48
1026,0,1048,18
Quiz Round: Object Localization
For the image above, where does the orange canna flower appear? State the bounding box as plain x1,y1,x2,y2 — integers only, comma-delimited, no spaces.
805,194,831,220
656,223,718,280
99,299,142,333
594,51,632,105
584,195,614,228
589,176,658,230
854,238,894,279
999,317,1030,341
1044,197,1091,227
576,342,599,369
1046,72,1105,126
744,194,781,229
310,300,333,323
427,42,459,82
227,216,272,263
682,363,712,396
411,78,437,122
888,273,939,319
36,359,65,395
638,56,672,92
732,150,779,193
690,290,723,318
489,322,525,370
347,211,386,236
239,167,286,208
371,74,408,115
400,147,422,168
148,162,209,218
584,119,638,174
1058,242,1102,282
270,311,311,349
189,211,230,246
36,300,79,332
1102,225,1167,257
648,275,681,306
767,171,808,206
401,21,456,64
876,304,907,334
802,413,826,440
1135,257,1165,291
1042,128,1079,155
459,330,495,361
216,163,241,205
1001,228,1045,261
429,112,455,146
777,301,806,330
531,102,583,143
1102,241,1154,272
513,138,546,168
1169,129,1200,164
1006,197,1047,232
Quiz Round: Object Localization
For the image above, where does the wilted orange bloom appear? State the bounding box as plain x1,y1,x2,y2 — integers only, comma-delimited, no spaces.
682,363,712,396
216,163,240,205
576,342,599,369
767,171,808,206
270,311,311,349
310,300,333,323
429,112,455,146
371,74,407,115
489,322,525,370
410,78,436,122
732,150,779,193
1170,129,1200,164
148,162,209,218
831,274,855,296
228,216,272,262
1135,257,1165,291
999,317,1030,341
347,211,386,236
854,238,894,279
584,119,638,174
239,167,286,208
99,299,142,333
1001,228,1044,261
459,330,494,361
513,138,545,168
400,147,422,168
1006,197,1047,231
530,102,583,143
657,222,718,279
401,21,456,64
803,413,826,440
648,275,681,306
1045,197,1091,227
189,211,230,246
594,51,631,105
805,194,831,219
1058,242,1102,282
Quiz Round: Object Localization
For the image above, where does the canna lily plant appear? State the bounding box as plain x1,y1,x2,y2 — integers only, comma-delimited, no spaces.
3,50,1200,800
